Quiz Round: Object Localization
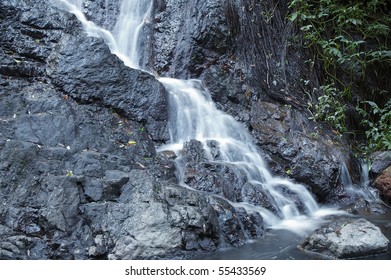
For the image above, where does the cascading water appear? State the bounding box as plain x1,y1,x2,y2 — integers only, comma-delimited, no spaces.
112,0,152,69
341,161,381,203
157,77,336,232
56,0,151,69
56,0,344,236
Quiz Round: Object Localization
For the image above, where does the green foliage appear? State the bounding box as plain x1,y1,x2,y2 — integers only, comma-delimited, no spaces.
357,98,391,152
288,0,391,152
289,0,390,77
312,84,346,134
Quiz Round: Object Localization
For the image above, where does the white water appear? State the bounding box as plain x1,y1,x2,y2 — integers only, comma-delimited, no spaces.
56,0,345,235
112,1,152,69
56,0,151,69
341,162,379,202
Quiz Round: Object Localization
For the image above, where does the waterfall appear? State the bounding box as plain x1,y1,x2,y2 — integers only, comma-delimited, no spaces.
112,0,152,69
56,0,344,235
341,162,379,202
56,0,151,69
157,77,326,231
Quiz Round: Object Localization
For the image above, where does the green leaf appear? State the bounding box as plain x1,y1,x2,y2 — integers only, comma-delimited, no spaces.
329,47,342,58
289,12,299,21
300,25,313,31
346,18,363,26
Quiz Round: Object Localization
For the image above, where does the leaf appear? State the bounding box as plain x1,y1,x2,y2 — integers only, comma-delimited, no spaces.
300,24,313,31
289,12,299,21
346,18,362,26
127,140,137,146
329,47,342,58
365,101,378,108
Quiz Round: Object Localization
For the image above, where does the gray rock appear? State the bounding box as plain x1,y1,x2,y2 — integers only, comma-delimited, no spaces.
80,0,121,30
370,151,391,178
151,0,232,77
47,33,169,142
300,218,390,259
250,101,358,203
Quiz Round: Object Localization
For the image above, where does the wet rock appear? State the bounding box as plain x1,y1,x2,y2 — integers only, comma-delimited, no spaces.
239,183,280,215
250,101,358,202
237,208,265,240
47,33,169,142
80,0,121,30
182,139,208,163
202,65,251,124
151,0,232,77
183,161,247,199
208,197,247,247
370,151,391,178
300,218,390,259
374,166,391,205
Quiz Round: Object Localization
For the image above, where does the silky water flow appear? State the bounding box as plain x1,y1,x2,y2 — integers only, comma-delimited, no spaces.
56,0,346,239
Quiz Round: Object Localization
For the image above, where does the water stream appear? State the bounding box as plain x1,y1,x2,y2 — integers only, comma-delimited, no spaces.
54,0,388,257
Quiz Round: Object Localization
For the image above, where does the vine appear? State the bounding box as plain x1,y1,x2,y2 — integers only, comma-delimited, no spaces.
288,0,391,153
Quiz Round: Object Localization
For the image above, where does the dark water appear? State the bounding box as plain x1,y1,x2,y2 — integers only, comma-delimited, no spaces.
198,210,391,260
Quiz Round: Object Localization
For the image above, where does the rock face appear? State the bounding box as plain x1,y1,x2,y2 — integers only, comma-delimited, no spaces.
300,218,390,259
0,0,269,259
47,32,169,142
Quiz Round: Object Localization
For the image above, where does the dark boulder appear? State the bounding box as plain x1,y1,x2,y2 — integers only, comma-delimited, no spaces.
151,0,232,77
369,151,391,206
79,0,121,30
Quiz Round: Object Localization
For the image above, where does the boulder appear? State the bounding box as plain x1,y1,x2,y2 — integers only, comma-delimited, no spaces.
300,218,390,259
374,166,391,205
